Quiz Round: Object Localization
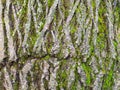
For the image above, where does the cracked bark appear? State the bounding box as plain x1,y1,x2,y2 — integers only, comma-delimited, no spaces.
0,0,120,90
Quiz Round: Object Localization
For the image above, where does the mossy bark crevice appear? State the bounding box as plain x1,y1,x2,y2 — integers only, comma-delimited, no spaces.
0,0,120,90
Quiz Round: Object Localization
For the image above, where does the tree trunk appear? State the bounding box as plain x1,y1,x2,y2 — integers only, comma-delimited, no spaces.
0,0,120,90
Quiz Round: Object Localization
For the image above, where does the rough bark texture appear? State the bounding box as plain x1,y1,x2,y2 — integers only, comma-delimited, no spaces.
0,0,120,90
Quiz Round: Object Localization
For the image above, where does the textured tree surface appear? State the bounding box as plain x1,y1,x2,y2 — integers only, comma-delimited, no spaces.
0,0,120,90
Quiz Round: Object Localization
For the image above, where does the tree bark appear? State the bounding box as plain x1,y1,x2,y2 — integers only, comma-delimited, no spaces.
0,0,120,90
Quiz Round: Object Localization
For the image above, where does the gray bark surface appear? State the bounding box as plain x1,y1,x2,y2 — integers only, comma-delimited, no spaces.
0,0,120,90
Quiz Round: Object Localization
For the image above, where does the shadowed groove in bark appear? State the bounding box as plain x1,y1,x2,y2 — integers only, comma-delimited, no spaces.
0,0,120,90
0,0,5,62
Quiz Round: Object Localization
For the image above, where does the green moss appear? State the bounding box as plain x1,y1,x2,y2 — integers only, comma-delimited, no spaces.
91,0,95,9
59,25,63,31
97,35,105,50
57,70,68,89
97,4,107,51
60,0,70,19
76,5,81,14
103,70,114,90
102,61,114,90
40,55,50,61
47,45,52,54
48,0,54,7
70,84,77,90
70,65,79,90
89,45,94,55
13,82,19,90
56,60,68,89
81,63,92,86
17,0,28,20
70,26,77,34
114,3,120,28
113,41,118,49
